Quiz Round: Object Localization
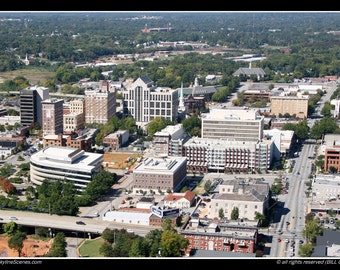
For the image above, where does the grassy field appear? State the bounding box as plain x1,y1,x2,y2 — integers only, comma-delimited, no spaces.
78,237,106,257
0,67,55,85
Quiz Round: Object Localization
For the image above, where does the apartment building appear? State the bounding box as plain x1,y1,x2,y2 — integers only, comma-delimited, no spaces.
201,108,264,142
84,86,116,124
122,76,178,124
153,123,186,158
270,94,309,119
62,98,86,133
41,98,64,136
184,137,273,173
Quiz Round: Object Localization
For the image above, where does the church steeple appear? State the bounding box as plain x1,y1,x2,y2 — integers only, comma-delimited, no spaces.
24,53,29,65
178,81,186,112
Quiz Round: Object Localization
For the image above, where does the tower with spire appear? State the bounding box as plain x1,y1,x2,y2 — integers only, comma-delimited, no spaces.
24,53,29,65
179,82,185,109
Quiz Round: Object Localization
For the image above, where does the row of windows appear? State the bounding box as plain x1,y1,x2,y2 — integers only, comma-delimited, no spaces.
135,180,172,184
203,121,260,126
31,161,93,179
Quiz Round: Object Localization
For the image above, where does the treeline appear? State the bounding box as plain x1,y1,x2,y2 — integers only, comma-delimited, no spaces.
0,169,117,216
0,12,340,77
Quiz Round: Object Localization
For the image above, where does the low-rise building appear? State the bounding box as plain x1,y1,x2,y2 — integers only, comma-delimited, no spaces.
163,190,196,209
208,178,270,220
30,146,103,193
132,156,187,194
179,218,259,256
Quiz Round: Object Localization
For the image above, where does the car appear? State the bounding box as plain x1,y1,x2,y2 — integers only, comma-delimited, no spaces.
76,220,85,225
277,238,281,242
9,217,18,221
0,217,3,220
299,239,304,244
284,238,289,243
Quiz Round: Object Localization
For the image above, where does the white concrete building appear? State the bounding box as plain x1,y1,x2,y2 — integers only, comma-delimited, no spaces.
30,146,103,192
208,178,270,220
201,108,264,142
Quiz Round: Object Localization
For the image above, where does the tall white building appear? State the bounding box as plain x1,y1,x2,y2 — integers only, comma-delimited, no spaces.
201,108,264,142
122,76,179,124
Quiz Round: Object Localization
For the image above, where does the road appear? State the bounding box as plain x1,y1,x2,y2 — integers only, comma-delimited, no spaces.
269,141,315,257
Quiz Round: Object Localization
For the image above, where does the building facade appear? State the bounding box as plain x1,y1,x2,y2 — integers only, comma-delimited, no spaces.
84,86,116,124
30,146,103,192
180,219,258,255
43,133,93,152
201,108,264,142
102,130,129,150
41,98,64,136
63,98,86,133
323,134,340,172
153,124,186,158
208,179,270,220
20,86,50,128
132,156,187,194
270,95,309,119
122,76,179,124
184,137,273,173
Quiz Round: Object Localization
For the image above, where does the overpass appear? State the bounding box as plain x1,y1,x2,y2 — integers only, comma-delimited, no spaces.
0,209,146,238
0,210,109,236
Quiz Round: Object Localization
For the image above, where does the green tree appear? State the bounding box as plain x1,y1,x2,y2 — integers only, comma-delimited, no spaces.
99,241,114,257
302,219,323,244
143,229,163,257
298,243,314,257
128,237,145,257
231,207,239,220
36,180,79,216
101,228,117,244
2,221,19,236
146,116,173,136
159,230,189,257
182,115,201,137
218,208,225,219
8,231,27,257
204,179,212,194
81,169,116,203
255,211,266,227
310,117,339,140
44,232,67,257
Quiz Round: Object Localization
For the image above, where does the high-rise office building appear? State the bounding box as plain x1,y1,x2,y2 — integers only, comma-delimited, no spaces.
122,76,179,124
42,98,64,136
20,86,50,128
201,108,264,142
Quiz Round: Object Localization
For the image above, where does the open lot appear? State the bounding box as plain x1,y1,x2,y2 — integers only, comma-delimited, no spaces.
0,68,55,85
103,152,141,170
